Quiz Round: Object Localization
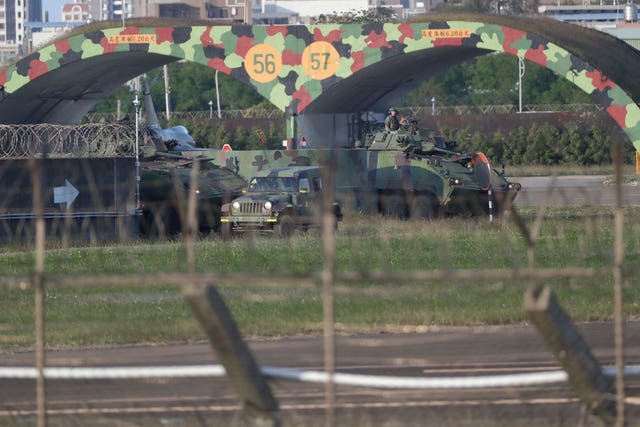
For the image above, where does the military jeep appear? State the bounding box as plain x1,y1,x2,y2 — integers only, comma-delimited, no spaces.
220,166,342,238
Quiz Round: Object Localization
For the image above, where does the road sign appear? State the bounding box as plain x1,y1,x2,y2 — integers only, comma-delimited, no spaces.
53,179,79,208
0,158,135,218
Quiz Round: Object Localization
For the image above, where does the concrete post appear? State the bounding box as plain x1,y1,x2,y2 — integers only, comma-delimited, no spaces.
183,283,280,426
524,285,616,425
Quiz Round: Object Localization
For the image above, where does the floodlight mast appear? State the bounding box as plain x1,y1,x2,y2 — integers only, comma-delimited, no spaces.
133,94,141,213
518,56,525,113
215,70,222,118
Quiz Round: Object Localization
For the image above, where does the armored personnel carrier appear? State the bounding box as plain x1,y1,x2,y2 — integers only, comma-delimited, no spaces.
137,140,247,237
364,126,521,218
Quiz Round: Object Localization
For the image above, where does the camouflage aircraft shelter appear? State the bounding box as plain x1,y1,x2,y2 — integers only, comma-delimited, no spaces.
1,13,640,151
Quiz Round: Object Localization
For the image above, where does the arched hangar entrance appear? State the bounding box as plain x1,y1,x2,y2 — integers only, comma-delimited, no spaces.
1,14,639,150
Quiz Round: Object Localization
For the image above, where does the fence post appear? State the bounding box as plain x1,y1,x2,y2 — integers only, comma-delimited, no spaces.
523,285,616,425
183,283,280,426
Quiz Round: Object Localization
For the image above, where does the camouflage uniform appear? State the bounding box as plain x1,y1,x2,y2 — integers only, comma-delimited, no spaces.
385,109,400,131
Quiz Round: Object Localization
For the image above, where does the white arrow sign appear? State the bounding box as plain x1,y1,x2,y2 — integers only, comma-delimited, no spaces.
54,179,79,208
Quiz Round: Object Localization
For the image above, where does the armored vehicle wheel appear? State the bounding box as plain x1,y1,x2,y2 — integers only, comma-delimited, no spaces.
382,192,407,219
139,206,180,237
159,207,181,236
410,195,437,220
138,210,155,236
275,215,296,238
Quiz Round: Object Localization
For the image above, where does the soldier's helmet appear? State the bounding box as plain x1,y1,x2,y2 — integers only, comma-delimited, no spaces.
389,107,397,114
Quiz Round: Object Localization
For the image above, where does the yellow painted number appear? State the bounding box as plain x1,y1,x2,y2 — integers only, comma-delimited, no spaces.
310,52,330,71
244,44,282,83
302,41,340,80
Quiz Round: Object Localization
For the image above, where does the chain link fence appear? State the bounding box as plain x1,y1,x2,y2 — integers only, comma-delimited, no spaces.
0,124,638,426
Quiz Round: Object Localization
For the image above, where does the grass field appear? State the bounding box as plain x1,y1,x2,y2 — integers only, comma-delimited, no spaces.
0,206,638,351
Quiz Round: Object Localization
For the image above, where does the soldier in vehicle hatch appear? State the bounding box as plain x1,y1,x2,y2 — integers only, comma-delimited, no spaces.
385,107,400,131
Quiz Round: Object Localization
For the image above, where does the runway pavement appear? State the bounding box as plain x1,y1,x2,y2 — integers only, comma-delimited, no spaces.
510,174,640,206
1,322,639,426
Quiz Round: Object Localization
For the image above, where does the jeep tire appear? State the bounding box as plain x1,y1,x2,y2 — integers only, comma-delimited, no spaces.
275,215,295,238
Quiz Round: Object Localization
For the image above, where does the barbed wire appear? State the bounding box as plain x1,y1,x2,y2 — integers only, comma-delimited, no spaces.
84,108,286,123
402,103,604,116
0,104,605,159
0,123,137,159
84,103,604,124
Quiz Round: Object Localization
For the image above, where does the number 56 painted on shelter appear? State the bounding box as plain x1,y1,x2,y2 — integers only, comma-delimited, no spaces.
244,44,283,83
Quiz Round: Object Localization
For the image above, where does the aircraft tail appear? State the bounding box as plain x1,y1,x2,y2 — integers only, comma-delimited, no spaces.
139,74,196,151
141,75,161,130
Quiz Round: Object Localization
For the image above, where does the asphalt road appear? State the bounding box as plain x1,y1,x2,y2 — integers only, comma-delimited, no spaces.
511,174,640,206
2,322,639,426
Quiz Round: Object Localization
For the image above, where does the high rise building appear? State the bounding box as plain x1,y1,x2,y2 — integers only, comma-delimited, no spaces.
105,0,134,21
62,0,134,23
28,0,43,22
0,0,42,63
132,0,251,23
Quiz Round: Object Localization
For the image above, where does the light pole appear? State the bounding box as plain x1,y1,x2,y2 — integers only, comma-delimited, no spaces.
431,97,436,115
208,100,213,119
518,56,526,113
133,94,141,214
164,64,171,120
215,70,222,119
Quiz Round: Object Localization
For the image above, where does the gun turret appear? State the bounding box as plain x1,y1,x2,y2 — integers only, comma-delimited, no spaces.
368,129,462,157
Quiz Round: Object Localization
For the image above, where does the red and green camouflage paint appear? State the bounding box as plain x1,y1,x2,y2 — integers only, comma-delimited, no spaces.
1,15,639,151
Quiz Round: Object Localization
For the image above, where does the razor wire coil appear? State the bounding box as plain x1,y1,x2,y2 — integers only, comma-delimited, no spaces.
0,123,138,159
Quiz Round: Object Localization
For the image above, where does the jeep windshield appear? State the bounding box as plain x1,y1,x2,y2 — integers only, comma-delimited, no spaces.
248,177,297,193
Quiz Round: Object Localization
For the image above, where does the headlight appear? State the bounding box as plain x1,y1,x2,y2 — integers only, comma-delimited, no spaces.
232,201,240,214
449,177,461,185
264,201,272,210
508,182,522,191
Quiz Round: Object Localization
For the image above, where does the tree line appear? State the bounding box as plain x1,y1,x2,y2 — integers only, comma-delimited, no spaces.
443,121,634,166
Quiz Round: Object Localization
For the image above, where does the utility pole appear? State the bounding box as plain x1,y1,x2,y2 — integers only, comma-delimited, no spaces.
215,70,221,118
518,56,525,113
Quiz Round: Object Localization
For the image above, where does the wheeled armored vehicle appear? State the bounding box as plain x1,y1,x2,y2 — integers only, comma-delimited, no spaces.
364,127,521,219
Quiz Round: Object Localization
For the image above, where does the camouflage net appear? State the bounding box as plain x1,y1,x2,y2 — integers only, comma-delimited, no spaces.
0,123,137,158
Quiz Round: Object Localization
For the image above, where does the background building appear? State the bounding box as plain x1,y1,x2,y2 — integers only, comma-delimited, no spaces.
539,2,640,49
0,0,42,63
538,3,638,27
59,1,134,23
61,2,90,22
132,0,248,22
253,0,371,25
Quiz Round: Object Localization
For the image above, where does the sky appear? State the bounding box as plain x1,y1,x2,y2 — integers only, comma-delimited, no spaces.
45,0,66,22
